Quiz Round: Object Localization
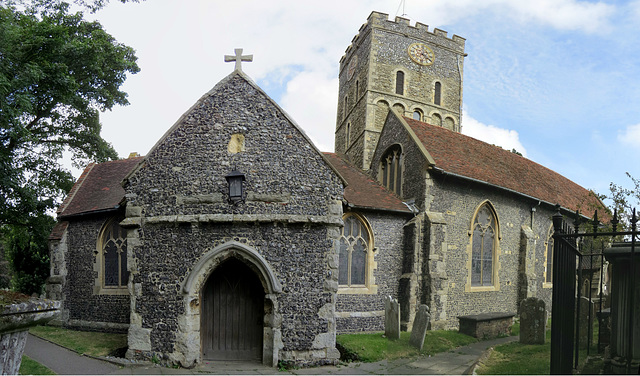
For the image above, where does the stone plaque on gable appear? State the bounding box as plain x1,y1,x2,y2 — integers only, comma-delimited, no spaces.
385,296,400,340
519,297,547,345
409,304,430,350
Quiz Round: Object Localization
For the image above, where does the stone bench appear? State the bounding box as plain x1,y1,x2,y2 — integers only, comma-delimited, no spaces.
458,312,515,339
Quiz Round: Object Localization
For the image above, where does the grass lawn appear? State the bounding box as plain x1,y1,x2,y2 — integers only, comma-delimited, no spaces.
476,319,602,375
336,330,478,362
19,355,56,375
29,325,127,357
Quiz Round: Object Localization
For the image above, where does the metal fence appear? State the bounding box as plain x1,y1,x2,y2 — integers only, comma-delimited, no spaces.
550,206,638,374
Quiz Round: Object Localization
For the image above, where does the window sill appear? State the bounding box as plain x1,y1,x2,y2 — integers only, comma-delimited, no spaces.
467,285,500,292
93,286,129,295
542,282,553,289
337,285,378,295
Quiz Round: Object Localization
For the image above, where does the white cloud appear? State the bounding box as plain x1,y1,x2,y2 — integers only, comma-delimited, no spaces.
424,0,615,34
618,124,640,146
280,71,339,153
461,111,528,157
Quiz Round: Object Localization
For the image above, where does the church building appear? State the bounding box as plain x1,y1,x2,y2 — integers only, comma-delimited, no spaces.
47,11,603,368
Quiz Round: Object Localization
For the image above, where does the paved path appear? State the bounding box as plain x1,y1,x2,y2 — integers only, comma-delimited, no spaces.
23,333,517,375
24,334,121,375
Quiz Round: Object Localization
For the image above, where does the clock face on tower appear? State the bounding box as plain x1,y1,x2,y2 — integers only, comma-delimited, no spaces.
408,43,435,66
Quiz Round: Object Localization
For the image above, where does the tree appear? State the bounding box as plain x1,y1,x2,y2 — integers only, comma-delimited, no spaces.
0,2,140,227
1,215,54,295
608,172,640,229
0,2,139,293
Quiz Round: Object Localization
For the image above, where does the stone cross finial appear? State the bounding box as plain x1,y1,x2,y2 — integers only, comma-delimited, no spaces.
224,48,253,72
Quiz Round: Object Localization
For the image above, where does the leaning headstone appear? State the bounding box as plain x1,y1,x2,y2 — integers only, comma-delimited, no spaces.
409,304,430,350
384,296,400,340
519,297,547,344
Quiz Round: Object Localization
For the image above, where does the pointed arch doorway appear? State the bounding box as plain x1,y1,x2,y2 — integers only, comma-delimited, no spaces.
201,258,265,361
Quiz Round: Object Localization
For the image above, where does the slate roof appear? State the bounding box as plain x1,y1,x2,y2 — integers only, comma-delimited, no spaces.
323,152,411,213
403,117,603,216
57,157,143,219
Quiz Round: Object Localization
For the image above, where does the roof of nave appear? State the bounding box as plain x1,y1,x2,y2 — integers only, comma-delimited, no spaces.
402,116,605,217
323,152,411,214
56,156,143,219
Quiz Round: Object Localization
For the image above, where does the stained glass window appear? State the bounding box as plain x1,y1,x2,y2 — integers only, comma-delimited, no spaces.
338,215,371,287
471,204,497,287
100,218,128,288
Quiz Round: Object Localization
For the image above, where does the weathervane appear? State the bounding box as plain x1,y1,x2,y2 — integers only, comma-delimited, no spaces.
224,48,253,72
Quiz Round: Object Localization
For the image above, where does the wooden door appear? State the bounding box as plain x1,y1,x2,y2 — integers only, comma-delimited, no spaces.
201,258,264,361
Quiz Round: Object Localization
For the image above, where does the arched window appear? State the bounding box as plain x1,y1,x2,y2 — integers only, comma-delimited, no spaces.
345,122,351,147
413,109,423,121
445,117,455,130
355,80,359,98
339,214,371,286
379,145,403,196
470,203,498,287
97,217,129,291
432,113,442,126
434,81,442,105
396,71,404,95
344,95,349,118
544,225,554,287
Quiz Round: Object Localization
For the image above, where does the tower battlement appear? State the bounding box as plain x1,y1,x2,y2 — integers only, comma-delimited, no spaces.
340,11,465,65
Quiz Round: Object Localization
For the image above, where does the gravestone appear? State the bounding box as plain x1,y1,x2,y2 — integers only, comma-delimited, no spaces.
519,297,547,344
409,304,430,350
578,296,594,349
385,296,400,340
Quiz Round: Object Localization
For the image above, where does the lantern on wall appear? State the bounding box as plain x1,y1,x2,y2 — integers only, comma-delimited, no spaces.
225,169,246,203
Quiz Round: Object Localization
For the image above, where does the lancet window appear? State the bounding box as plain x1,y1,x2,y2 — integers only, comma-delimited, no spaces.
379,145,403,196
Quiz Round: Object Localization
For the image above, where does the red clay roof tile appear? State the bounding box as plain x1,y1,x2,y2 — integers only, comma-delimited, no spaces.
403,117,603,216
57,157,143,218
323,152,411,213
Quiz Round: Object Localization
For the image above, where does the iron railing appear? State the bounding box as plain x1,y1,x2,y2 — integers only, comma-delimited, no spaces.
550,206,638,374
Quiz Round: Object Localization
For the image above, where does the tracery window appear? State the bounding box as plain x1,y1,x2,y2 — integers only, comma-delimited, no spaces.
434,81,442,105
471,203,498,287
98,217,128,289
396,71,405,95
379,145,403,196
339,215,370,286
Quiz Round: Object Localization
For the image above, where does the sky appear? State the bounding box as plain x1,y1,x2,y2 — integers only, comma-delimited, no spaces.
83,0,640,207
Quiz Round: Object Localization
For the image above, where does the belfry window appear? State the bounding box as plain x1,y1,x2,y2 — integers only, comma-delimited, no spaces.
98,217,128,289
379,145,403,196
470,203,498,287
396,71,404,95
339,214,370,286
434,81,442,105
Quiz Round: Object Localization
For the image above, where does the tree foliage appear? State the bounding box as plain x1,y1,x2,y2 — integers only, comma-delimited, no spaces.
0,2,139,293
0,2,139,227
608,172,640,229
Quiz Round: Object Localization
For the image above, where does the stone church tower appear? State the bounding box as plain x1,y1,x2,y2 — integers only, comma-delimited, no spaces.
335,12,466,170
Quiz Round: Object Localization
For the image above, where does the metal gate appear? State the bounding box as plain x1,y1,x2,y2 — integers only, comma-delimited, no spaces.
550,206,638,374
